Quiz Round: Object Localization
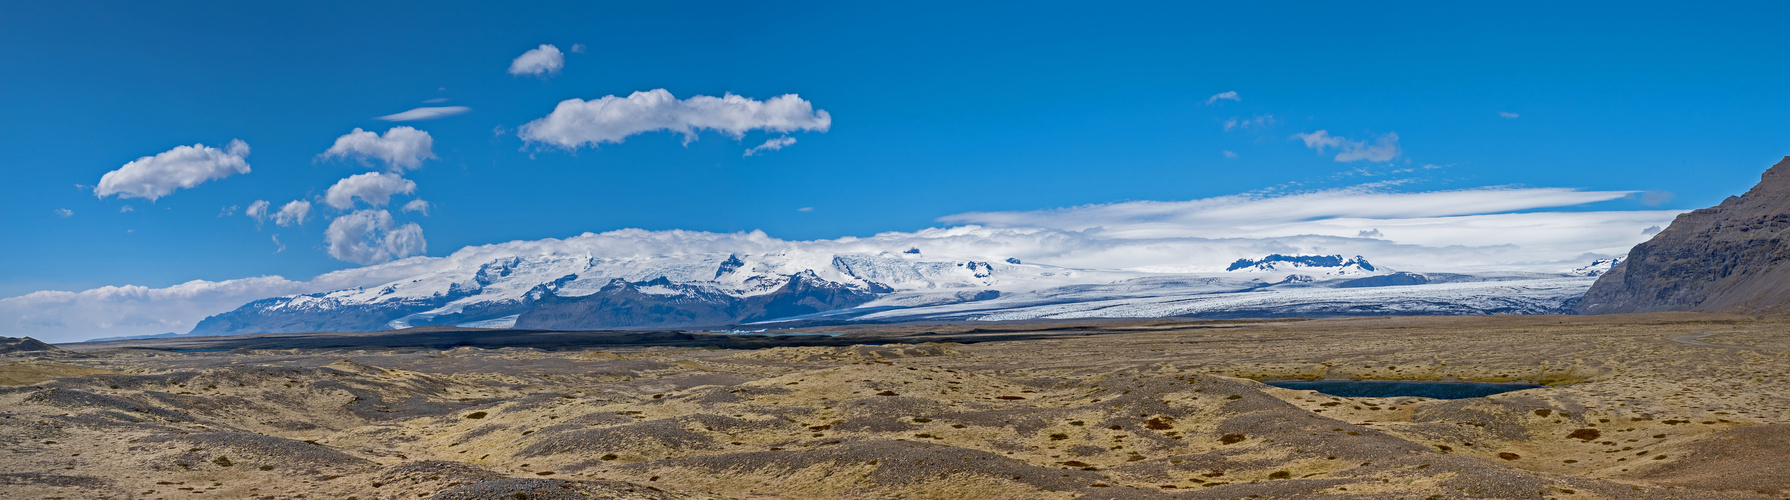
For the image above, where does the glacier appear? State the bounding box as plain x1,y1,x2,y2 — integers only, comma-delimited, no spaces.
187,234,1607,335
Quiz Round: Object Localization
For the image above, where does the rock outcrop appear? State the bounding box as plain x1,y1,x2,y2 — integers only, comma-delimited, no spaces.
0,337,86,358
1578,157,1790,314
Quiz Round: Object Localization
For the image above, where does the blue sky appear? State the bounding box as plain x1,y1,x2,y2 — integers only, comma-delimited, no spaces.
3,1,1788,302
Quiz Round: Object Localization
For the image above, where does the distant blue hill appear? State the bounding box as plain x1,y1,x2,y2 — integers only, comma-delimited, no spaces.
84,332,193,342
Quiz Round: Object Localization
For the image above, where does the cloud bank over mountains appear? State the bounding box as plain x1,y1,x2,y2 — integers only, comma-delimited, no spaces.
5,184,1680,342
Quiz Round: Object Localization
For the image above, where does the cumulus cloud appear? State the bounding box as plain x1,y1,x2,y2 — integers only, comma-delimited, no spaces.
326,210,427,265
54,208,72,218
508,44,564,77
570,43,587,53
319,127,435,171
376,106,471,122
1294,130,1400,162
1205,91,1240,104
274,200,312,227
324,172,416,210
743,136,797,157
95,140,251,201
1357,228,1383,238
401,199,430,215
518,89,831,151
1223,115,1274,131
245,200,271,223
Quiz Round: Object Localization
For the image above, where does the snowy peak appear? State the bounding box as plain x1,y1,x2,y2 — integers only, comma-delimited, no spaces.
1567,256,1625,277
714,254,745,279
1226,254,1379,276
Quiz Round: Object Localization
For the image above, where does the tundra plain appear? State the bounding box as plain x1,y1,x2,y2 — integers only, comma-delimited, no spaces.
3,313,1788,499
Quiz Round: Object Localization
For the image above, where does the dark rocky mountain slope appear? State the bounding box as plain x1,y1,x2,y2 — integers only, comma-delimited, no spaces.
1579,157,1790,314
514,271,888,330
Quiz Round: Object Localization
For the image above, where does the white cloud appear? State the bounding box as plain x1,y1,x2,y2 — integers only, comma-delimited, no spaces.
401,199,430,215
938,184,1679,271
274,200,312,227
1223,114,1274,131
518,89,831,151
1294,130,1400,162
324,172,416,209
797,207,814,212
1222,150,1238,159
570,43,587,53
743,136,797,157
319,127,436,171
218,204,238,217
376,106,471,122
326,209,427,265
119,205,134,213
1643,225,1662,235
1357,228,1383,238
271,234,285,253
1205,91,1240,104
0,277,309,343
245,200,271,223
94,140,250,201
508,44,564,77
0,257,448,342
1499,111,1520,119
54,208,72,218
422,97,450,104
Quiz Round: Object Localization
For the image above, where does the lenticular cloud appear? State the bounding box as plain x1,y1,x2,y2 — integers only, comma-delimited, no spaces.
518,89,831,150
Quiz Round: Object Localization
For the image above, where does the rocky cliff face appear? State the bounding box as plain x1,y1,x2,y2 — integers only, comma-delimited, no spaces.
1578,157,1790,314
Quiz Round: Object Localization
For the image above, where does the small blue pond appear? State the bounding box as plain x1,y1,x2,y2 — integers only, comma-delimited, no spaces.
1265,380,1542,399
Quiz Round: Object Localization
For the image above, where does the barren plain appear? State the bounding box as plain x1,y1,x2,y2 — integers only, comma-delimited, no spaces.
4,313,1789,499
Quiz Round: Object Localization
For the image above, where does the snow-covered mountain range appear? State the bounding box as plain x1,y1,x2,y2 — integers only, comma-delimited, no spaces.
187,240,1612,335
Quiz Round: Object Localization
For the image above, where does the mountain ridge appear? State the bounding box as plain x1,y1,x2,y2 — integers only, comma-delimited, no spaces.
1579,156,1790,314
186,248,1613,335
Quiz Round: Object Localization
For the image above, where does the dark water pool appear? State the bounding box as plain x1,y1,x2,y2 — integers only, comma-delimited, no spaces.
1265,380,1541,399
